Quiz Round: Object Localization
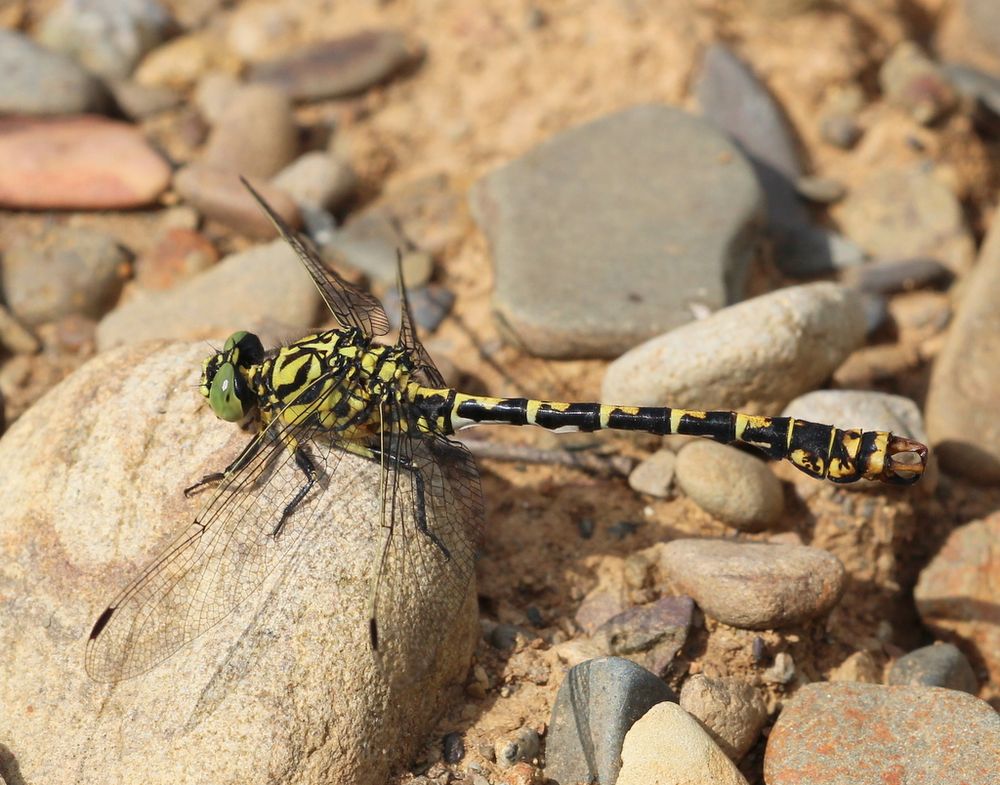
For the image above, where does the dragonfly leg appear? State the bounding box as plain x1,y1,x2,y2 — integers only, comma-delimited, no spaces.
272,448,316,537
184,429,266,497
342,440,451,560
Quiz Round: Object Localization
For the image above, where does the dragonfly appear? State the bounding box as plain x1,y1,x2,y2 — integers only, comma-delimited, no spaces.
85,179,929,682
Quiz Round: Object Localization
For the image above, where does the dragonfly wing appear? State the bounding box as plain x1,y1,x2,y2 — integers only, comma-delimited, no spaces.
85,402,347,683
241,176,391,339
368,400,484,673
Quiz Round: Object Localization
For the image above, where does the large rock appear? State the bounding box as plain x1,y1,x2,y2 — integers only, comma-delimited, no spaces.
0,342,477,785
471,104,763,359
925,204,1000,482
764,683,999,785
602,282,866,412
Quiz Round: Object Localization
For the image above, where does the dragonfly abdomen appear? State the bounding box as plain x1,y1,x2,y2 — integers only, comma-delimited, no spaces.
428,390,925,485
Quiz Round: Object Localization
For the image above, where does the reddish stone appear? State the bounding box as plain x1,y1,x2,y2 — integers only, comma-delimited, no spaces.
0,116,170,209
135,228,219,290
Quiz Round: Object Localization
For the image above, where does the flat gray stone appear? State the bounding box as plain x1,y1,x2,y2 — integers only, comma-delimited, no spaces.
696,43,863,276
249,30,414,100
545,656,675,785
0,30,109,115
96,238,320,350
471,104,763,359
888,643,978,693
602,282,866,412
659,539,845,629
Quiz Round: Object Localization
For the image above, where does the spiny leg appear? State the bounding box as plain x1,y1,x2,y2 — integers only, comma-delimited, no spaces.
340,438,450,560
184,427,268,496
273,447,317,537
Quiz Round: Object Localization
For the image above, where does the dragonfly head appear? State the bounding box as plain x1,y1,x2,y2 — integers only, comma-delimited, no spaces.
200,331,265,422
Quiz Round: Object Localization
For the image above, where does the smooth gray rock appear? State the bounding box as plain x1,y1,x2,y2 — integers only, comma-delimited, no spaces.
2,227,127,325
39,0,173,80
545,656,675,785
888,643,978,694
471,104,763,359
0,30,108,115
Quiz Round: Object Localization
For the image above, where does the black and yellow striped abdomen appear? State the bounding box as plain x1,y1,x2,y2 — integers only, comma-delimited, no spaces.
412,390,926,485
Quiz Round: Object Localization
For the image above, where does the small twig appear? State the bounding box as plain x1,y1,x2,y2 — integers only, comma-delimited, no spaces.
461,438,635,477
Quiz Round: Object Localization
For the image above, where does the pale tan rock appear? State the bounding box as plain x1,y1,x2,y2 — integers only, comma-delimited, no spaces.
617,701,749,785
0,342,477,785
925,204,1000,483
602,283,867,412
679,674,768,761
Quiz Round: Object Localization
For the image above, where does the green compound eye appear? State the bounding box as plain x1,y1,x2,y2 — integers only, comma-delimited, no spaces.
208,363,246,422
223,331,249,353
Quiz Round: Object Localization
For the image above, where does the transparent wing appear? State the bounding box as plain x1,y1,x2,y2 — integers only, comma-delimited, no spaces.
368,396,484,673
85,376,353,683
242,176,391,338
395,252,447,388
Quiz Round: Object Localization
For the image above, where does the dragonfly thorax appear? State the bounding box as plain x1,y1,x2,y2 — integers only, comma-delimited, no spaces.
200,330,265,422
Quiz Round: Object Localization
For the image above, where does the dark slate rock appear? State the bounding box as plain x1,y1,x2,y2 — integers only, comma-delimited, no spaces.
471,104,763,359
888,643,978,694
943,63,1000,118
842,257,954,295
593,596,693,677
696,43,863,276
0,30,108,115
249,30,414,101
442,731,465,763
545,656,675,785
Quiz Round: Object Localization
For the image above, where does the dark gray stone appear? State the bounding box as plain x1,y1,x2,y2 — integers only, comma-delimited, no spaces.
0,30,108,115
943,63,1000,118
842,257,953,296
545,656,675,785
888,643,978,694
471,104,763,359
